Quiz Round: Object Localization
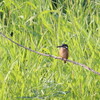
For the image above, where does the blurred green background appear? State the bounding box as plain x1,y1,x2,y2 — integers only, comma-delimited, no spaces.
0,0,100,99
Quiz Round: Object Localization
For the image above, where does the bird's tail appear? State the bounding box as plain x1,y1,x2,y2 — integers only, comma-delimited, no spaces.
64,60,66,63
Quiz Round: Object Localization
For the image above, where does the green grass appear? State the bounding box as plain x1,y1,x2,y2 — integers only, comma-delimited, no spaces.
0,0,100,100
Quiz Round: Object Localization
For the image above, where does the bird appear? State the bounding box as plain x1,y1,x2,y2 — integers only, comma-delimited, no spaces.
57,44,69,63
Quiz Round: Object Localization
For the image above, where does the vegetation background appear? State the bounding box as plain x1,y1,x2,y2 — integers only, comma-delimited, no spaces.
0,0,100,99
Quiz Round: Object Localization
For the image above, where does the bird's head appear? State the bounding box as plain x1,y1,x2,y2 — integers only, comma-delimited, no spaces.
57,44,68,49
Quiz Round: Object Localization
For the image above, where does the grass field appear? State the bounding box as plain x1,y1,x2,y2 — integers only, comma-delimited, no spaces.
0,0,100,100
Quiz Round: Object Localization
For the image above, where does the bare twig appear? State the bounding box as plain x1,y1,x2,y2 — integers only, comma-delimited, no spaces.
0,32,100,76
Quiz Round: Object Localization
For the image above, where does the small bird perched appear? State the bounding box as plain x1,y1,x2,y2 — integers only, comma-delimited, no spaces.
57,44,69,63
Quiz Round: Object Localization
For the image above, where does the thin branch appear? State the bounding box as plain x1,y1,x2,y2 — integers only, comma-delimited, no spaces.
0,32,100,76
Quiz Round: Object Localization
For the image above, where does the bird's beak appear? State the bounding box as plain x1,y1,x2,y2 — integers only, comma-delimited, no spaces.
57,46,62,48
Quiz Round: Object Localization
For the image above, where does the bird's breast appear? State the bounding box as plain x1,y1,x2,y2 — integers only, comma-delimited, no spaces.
59,48,68,59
